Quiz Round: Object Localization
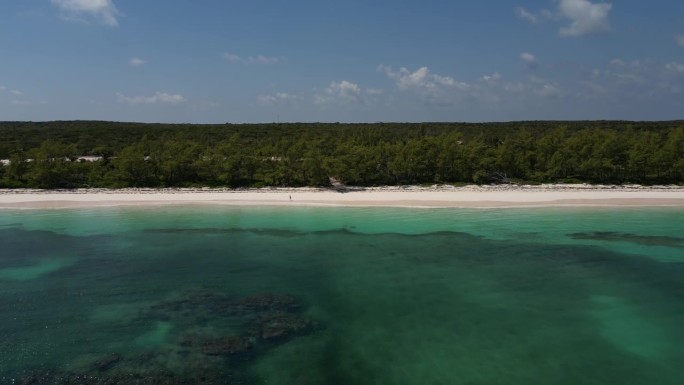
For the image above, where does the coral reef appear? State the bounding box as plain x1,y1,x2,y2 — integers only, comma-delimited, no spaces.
15,290,319,385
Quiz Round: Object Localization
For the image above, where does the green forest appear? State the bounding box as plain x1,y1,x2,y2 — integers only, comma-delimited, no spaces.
0,120,682,188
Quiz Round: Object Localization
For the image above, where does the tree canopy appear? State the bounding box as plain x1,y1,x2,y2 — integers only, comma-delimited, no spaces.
1,120,682,188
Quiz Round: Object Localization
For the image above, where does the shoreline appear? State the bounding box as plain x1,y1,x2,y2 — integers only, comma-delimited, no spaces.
1,184,683,209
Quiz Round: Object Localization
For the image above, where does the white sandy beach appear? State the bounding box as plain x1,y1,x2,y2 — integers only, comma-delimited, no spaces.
1,184,683,209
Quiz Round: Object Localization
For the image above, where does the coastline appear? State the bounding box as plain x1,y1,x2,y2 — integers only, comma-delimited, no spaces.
1,184,683,209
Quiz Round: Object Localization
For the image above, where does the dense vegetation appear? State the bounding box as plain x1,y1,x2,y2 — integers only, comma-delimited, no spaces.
0,120,682,188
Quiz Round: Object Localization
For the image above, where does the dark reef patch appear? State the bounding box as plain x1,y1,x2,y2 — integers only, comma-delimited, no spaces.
143,227,303,238
143,226,481,240
249,312,315,341
7,289,321,385
201,336,254,357
569,232,684,247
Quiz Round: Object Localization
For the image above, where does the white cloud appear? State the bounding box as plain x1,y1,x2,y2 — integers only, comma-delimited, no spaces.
11,100,30,106
258,92,298,105
379,65,468,91
366,88,384,95
129,57,146,67
222,53,242,63
676,35,684,48
520,52,536,63
517,1,612,38
315,80,365,105
581,58,684,101
1,86,27,99
258,60,682,120
558,0,612,37
116,91,186,105
379,65,471,107
223,53,281,65
378,63,573,110
51,0,120,27
329,80,361,95
665,62,684,74
482,72,502,83
501,75,563,99
603,60,649,85
515,7,537,24
608,59,651,78
535,83,562,97
520,52,537,68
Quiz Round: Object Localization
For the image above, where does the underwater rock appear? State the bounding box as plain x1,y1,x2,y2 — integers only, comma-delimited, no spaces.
251,312,314,341
201,336,253,356
144,290,304,321
18,369,58,385
15,291,317,385
569,231,684,247
99,370,230,385
146,289,231,317
228,293,301,314
17,368,233,385
144,227,303,238
128,289,319,379
89,353,122,372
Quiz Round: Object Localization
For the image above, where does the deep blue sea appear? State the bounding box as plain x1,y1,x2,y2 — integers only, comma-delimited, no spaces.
0,206,683,384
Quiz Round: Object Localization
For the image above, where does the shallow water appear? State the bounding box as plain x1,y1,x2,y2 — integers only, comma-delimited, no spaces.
0,206,683,384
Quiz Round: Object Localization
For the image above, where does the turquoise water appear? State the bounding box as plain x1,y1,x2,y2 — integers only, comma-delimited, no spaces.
0,206,683,384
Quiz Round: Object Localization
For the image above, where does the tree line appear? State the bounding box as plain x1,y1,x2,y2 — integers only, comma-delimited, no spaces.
0,121,682,188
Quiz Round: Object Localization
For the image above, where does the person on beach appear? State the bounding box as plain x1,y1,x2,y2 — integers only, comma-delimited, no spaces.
289,195,292,201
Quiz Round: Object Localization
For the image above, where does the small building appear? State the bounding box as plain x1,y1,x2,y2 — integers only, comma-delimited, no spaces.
76,156,104,162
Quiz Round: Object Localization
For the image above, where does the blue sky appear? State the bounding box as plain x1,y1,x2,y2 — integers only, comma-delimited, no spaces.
1,0,683,123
